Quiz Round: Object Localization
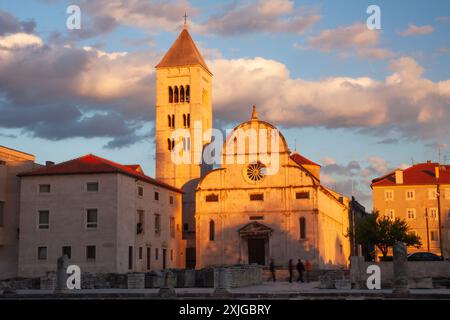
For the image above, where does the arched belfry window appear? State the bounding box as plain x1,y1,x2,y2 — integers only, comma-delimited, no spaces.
167,115,171,128
168,87,173,103
171,139,175,150
186,85,190,103
174,86,179,103
180,86,185,103
187,114,190,128
209,220,215,241
183,114,187,128
167,138,172,151
171,114,175,128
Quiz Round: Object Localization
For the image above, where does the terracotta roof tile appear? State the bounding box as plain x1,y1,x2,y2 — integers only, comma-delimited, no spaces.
18,154,182,193
290,151,321,167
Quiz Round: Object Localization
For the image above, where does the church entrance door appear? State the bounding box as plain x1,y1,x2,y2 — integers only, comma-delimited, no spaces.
248,238,265,265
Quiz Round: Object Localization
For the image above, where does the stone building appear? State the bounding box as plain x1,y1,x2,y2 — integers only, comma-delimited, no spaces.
0,146,39,280
372,161,450,259
17,154,185,277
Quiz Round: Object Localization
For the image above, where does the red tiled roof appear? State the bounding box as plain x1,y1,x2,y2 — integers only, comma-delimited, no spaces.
290,151,321,167
371,162,450,187
156,28,211,74
18,154,182,193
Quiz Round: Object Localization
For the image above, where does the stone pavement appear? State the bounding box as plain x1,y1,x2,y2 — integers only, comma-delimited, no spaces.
2,281,450,299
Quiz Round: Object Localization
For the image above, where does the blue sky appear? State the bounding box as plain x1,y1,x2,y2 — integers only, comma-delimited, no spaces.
0,0,449,208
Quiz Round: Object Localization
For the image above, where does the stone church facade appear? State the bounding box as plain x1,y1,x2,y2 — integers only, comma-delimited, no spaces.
154,25,351,269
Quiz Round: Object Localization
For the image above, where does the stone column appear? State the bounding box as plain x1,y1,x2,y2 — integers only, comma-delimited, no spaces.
55,255,70,294
393,242,409,296
213,267,231,297
158,271,176,297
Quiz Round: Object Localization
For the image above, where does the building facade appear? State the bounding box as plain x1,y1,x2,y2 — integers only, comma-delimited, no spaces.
372,161,450,259
17,154,184,277
0,146,39,280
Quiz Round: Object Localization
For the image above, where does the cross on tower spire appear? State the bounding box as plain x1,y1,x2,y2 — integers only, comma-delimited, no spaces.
183,12,188,29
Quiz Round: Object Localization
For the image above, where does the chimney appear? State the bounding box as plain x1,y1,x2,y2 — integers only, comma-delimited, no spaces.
435,166,440,179
395,169,403,184
45,161,55,167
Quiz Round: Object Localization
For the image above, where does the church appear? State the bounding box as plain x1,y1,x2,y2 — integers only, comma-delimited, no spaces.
154,22,351,269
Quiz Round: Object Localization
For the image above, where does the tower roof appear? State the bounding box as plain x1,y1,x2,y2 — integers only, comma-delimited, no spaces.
156,27,211,74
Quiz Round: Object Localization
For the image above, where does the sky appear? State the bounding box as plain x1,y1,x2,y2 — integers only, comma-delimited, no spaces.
0,0,449,209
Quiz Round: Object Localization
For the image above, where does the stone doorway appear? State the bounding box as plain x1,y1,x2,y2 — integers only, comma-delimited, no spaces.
239,222,273,266
248,238,266,265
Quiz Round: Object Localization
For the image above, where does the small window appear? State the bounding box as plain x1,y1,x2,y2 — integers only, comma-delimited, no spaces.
296,192,310,199
154,214,161,235
183,114,187,128
250,193,264,201
385,209,395,220
384,190,394,201
406,190,415,200
430,230,439,242
174,86,179,103
209,220,215,241
86,182,98,192
38,210,50,229
86,246,96,260
139,247,143,260
168,138,172,151
39,184,51,193
406,208,416,220
187,114,190,128
146,247,151,270
62,246,72,259
138,186,144,197
428,188,438,200
170,217,175,238
154,191,159,201
86,209,98,229
38,246,47,260
180,86,185,103
429,208,438,220
249,216,264,221
0,201,4,227
169,87,173,103
299,217,306,239
205,194,219,202
168,114,172,127
186,85,190,102
155,248,159,260
128,246,133,269
183,223,189,231
169,196,174,204
137,210,144,234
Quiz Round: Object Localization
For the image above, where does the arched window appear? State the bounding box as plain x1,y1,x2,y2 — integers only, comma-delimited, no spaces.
183,114,187,128
168,87,173,103
299,217,306,240
186,85,190,102
180,86,185,103
174,86,179,103
171,114,175,128
187,114,190,128
209,220,215,241
171,139,175,150
167,115,171,128
167,138,172,151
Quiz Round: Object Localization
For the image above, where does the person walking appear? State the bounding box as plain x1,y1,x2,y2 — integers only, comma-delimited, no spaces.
304,259,312,283
269,258,276,282
288,259,294,283
296,259,305,283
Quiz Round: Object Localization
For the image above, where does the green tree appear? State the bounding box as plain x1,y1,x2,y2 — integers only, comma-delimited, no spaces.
354,211,422,259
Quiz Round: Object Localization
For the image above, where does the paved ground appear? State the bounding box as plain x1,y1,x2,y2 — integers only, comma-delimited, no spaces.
2,281,450,299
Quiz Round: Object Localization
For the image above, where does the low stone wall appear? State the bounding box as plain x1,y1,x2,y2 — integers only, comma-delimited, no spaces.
350,256,450,289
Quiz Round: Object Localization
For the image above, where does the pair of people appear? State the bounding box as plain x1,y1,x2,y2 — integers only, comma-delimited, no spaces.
269,258,312,282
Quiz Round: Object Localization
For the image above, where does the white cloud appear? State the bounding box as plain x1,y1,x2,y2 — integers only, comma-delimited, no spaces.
0,32,42,49
399,24,434,36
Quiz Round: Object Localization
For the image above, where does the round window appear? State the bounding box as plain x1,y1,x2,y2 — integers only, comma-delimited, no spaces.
246,162,266,182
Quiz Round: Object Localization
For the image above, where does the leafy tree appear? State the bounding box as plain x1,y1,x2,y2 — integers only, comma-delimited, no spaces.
353,211,422,259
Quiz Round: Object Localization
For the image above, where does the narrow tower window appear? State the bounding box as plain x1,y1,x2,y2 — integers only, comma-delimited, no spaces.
183,114,187,128
167,138,172,151
171,114,175,128
187,114,190,128
299,217,306,240
168,87,173,103
186,85,190,102
180,86,185,103
209,220,215,241
174,86,179,103
168,115,171,128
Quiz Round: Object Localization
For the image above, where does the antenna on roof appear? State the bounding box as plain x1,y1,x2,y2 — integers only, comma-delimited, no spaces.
411,157,414,165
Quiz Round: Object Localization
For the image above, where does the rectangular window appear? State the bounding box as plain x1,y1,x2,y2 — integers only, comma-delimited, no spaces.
0,201,4,227
169,196,174,204
62,246,72,259
39,184,51,193
406,208,416,220
296,192,310,199
155,214,161,235
86,182,99,192
139,247,143,260
299,217,306,240
154,191,159,201
183,223,189,232
170,217,175,238
38,210,50,229
384,190,394,201
137,210,144,234
86,246,96,260
205,194,219,202
385,209,395,220
146,247,151,270
429,208,438,220
428,188,438,200
406,190,415,200
128,246,133,269
170,249,173,262
38,246,47,260
250,193,264,201
86,209,98,229
430,230,439,242
249,216,264,221
138,186,144,197
155,248,159,260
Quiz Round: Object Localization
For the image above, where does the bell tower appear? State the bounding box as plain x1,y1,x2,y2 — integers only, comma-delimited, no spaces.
155,22,212,267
